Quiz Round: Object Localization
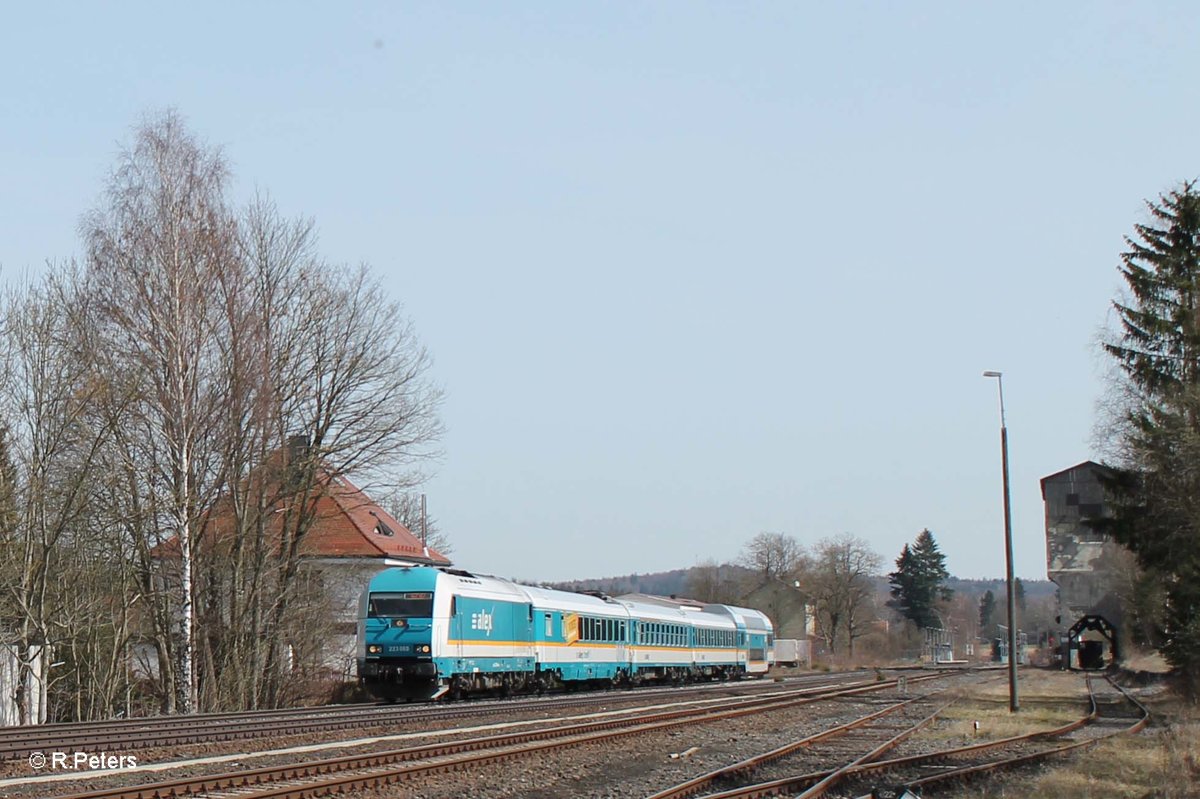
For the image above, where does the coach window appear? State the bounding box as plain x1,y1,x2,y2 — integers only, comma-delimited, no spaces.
545,613,553,637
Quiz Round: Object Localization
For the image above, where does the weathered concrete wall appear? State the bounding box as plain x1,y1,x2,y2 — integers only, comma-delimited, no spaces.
1042,461,1125,629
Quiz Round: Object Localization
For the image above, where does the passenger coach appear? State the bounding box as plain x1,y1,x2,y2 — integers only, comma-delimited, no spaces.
357,565,775,701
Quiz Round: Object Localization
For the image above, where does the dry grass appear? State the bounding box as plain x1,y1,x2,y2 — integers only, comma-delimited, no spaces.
935,671,1200,799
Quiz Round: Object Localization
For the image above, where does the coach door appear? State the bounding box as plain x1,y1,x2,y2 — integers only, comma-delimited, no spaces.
449,596,464,662
519,604,535,666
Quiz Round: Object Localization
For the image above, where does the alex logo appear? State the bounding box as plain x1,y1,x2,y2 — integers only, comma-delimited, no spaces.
470,609,494,636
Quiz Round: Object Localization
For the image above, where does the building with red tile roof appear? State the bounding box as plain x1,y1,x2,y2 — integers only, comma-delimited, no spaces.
142,466,451,683
300,473,450,565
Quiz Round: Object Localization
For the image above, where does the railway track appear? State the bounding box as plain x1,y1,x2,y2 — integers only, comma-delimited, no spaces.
641,672,1147,799
643,690,954,799
845,673,1150,798
1,670,875,763
41,670,960,799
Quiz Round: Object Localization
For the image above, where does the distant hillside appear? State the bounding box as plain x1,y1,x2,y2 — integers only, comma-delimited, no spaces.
551,566,1054,601
550,568,707,597
946,577,1056,599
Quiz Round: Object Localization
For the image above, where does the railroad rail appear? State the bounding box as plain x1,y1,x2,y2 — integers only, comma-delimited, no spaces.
43,671,960,799
644,690,954,799
852,673,1149,797
643,672,1147,799
1,670,874,763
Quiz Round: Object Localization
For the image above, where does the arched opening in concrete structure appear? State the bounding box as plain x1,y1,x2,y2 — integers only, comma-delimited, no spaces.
1065,614,1118,670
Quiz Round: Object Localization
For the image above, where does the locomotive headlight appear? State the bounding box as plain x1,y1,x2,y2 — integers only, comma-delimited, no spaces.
419,645,431,653
367,645,382,654
393,618,408,628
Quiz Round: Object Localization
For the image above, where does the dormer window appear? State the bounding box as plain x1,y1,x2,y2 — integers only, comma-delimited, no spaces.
369,511,394,537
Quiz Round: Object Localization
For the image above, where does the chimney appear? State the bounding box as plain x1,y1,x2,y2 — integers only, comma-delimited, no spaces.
288,434,310,463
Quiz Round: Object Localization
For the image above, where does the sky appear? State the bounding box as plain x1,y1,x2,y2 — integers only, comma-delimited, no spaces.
3,4,1198,583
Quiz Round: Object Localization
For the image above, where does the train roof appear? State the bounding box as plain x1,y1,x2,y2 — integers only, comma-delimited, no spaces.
705,603,774,632
365,566,769,633
520,585,628,616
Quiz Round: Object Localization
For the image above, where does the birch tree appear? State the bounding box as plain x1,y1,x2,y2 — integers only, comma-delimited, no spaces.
83,112,236,713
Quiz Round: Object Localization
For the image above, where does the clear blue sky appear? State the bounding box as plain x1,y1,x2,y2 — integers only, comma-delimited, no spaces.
3,4,1197,582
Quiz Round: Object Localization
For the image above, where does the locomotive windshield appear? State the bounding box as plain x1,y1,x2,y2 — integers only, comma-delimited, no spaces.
368,592,434,618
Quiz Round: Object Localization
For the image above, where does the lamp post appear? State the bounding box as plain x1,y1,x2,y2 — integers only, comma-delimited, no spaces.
983,370,1019,712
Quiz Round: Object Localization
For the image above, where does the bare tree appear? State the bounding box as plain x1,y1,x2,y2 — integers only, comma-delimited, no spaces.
740,532,805,581
83,111,238,713
235,201,442,706
685,560,743,605
803,534,881,657
384,491,453,557
0,271,116,722
1,113,443,719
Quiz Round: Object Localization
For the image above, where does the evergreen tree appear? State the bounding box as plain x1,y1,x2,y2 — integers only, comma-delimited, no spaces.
1013,578,1026,616
887,529,953,629
1099,181,1200,696
978,589,997,635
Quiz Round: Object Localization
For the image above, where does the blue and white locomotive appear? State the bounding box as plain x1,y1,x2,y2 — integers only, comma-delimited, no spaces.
357,565,775,701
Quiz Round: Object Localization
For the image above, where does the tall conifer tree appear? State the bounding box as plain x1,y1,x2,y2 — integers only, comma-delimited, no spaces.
888,529,952,629
1100,181,1200,696
979,589,997,635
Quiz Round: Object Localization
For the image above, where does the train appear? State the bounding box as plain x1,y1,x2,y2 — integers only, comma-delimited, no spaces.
356,565,775,701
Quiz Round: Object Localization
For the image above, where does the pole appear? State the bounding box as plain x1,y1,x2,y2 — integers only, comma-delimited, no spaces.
984,370,1019,712
1000,423,1019,712
420,493,428,546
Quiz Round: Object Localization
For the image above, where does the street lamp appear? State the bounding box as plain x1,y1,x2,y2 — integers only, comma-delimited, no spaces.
983,370,1019,712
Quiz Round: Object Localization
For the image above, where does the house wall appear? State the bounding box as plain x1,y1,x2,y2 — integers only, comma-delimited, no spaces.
738,582,807,640
304,558,395,677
